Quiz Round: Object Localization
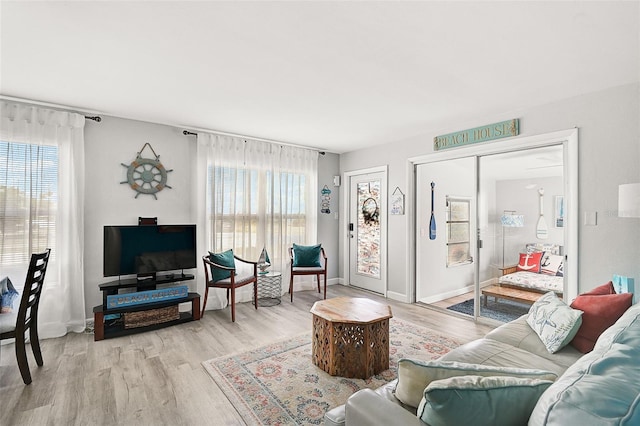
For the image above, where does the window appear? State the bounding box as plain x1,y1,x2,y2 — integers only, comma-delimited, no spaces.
0,141,58,275
446,196,472,267
208,166,309,259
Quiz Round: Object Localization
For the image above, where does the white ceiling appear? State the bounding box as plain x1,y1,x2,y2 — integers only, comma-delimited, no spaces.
1,1,638,154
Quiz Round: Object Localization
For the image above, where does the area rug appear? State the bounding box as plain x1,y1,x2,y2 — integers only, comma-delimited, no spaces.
202,317,460,425
447,298,529,323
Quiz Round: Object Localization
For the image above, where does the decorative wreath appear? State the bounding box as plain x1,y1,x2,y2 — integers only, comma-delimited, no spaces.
362,197,380,226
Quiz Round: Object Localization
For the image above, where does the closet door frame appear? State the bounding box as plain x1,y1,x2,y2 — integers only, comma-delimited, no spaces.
406,128,578,306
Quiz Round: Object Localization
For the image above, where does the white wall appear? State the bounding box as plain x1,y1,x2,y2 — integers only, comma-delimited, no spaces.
83,117,340,318
340,82,640,300
317,153,340,280
496,176,564,266
83,117,197,317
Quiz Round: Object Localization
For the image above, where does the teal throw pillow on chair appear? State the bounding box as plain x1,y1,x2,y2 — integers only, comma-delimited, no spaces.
292,243,322,267
208,249,236,282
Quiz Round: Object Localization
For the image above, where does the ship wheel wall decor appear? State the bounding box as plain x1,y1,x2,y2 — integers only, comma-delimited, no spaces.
121,142,173,199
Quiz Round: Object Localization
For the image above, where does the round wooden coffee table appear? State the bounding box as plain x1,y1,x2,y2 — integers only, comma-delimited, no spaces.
310,297,393,379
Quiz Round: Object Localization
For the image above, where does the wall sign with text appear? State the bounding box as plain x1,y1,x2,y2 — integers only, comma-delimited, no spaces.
434,119,519,151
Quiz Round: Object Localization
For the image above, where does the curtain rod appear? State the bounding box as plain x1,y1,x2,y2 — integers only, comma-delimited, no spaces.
181,128,326,155
1,95,102,121
1,95,327,154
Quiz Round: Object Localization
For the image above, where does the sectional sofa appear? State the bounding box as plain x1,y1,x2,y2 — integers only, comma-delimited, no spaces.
325,289,639,426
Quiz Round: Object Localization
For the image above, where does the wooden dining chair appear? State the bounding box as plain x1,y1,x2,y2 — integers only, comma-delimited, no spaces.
0,249,51,385
289,245,327,302
201,252,258,322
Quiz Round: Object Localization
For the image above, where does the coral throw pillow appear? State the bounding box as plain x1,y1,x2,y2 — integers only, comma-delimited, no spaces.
516,252,543,273
570,290,632,353
583,281,615,295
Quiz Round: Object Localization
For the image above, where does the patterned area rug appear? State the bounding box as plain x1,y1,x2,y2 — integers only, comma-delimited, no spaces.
202,317,460,425
447,298,530,323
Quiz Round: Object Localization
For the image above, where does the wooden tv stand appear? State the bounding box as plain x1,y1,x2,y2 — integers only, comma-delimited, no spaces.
93,274,200,341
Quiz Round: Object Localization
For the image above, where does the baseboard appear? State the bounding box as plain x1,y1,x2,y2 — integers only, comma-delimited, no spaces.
386,291,409,303
419,284,474,304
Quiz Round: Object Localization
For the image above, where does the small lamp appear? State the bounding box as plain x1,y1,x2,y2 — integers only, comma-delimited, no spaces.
619,183,640,218
257,247,271,275
501,211,524,267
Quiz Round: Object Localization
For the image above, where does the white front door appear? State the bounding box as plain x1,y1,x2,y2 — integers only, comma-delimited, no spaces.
348,170,386,294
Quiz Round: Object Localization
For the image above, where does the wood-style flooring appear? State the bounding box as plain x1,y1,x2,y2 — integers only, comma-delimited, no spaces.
0,285,494,426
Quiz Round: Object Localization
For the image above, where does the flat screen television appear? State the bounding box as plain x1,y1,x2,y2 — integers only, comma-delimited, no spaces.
103,224,197,278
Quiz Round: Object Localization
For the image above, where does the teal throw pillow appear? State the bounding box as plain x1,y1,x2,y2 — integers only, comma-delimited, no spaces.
292,243,322,267
417,375,553,426
208,249,236,282
395,359,557,408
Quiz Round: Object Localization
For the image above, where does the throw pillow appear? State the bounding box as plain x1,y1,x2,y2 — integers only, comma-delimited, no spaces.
394,359,557,408
208,249,236,282
516,251,543,273
1,276,19,314
582,281,615,295
570,292,632,353
540,253,564,276
417,375,553,426
526,291,583,353
292,243,322,267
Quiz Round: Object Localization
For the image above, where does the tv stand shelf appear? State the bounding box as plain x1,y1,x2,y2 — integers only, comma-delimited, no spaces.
98,273,195,307
94,274,199,341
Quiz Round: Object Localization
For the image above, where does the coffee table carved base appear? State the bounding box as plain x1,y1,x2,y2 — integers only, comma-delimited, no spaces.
311,297,392,379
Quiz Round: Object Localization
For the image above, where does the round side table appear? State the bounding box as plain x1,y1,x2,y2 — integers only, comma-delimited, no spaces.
255,271,282,307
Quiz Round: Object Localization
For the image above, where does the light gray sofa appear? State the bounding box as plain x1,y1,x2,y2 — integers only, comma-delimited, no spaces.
325,301,640,426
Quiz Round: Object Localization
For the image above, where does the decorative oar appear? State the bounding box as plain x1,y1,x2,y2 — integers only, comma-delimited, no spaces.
536,188,548,239
429,182,436,240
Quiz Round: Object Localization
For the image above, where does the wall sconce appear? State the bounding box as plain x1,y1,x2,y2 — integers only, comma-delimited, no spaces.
619,183,640,218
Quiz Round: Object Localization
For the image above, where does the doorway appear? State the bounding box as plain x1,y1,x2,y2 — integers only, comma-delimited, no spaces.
346,168,387,294
410,129,578,322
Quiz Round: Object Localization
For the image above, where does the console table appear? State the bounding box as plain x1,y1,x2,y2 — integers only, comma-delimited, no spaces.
93,274,200,341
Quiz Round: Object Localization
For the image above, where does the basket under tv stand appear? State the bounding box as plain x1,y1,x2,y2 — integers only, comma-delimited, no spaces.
93,273,200,341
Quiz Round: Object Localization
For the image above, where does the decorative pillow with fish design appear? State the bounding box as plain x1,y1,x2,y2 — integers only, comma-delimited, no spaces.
526,291,583,353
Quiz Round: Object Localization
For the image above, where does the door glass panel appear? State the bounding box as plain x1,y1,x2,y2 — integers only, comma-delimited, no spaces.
477,145,564,323
446,197,472,267
357,180,381,278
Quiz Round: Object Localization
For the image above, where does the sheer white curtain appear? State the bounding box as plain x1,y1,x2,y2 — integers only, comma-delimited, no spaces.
194,133,318,307
0,102,85,338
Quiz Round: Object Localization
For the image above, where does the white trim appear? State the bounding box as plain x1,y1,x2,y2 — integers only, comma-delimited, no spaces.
419,284,474,305
564,129,579,302
342,165,389,297
386,290,407,302
408,129,577,165
407,128,579,310
404,159,417,303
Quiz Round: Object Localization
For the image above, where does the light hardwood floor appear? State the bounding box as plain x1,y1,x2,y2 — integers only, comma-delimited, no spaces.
0,285,494,426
